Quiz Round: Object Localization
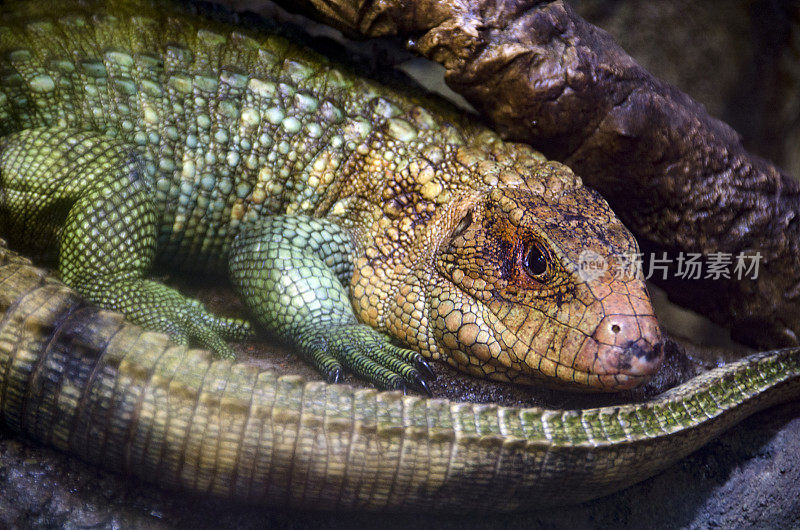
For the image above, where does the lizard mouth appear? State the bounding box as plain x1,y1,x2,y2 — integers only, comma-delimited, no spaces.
428,272,664,390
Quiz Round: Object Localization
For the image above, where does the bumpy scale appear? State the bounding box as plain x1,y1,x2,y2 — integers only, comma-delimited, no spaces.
0,0,662,391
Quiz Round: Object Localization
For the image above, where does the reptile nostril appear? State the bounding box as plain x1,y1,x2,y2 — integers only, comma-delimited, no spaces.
589,312,663,383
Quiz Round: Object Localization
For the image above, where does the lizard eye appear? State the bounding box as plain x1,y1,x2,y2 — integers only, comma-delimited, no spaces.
522,243,549,278
451,211,472,238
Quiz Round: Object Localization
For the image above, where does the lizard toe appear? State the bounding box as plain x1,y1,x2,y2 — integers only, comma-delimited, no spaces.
301,324,432,393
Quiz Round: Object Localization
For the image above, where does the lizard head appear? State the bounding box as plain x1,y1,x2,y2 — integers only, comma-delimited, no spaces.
427,183,663,391
347,140,662,391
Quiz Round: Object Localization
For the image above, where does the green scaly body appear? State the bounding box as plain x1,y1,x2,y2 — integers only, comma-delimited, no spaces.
0,0,797,512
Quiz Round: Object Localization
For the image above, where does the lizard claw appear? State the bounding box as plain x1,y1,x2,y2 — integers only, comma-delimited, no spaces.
406,373,432,395
326,367,342,384
414,357,437,381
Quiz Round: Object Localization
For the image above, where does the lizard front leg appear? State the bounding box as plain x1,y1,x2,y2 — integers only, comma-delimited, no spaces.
229,215,433,392
0,127,251,356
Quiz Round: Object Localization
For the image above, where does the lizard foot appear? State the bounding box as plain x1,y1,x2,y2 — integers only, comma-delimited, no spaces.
83,277,251,360
300,323,433,394
231,215,435,393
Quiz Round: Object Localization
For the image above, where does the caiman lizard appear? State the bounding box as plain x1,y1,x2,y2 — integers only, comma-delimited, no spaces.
0,0,797,511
